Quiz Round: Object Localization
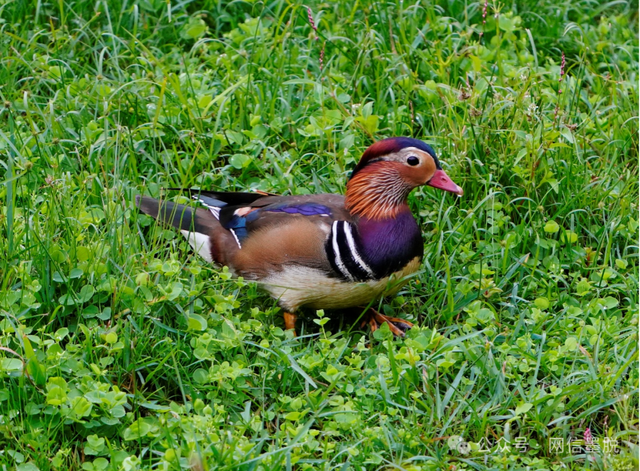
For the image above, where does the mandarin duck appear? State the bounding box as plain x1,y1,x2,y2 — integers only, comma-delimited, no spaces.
136,137,463,336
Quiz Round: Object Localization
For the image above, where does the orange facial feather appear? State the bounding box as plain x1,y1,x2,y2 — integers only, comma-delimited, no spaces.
345,162,413,220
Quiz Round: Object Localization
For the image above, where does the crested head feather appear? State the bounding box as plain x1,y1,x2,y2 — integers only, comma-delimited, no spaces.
345,137,441,220
350,137,441,180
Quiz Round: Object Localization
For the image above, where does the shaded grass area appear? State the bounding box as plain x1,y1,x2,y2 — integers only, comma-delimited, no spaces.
0,0,638,469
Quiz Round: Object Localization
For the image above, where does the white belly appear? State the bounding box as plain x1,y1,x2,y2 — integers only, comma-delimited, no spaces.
259,257,421,311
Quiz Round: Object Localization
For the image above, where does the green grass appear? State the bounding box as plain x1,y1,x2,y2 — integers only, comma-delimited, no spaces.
0,0,638,469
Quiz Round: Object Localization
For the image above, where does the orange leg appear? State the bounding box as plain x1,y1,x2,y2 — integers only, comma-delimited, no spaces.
284,312,297,335
359,308,413,337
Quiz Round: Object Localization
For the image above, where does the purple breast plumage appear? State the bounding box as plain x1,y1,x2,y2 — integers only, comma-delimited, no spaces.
325,208,423,282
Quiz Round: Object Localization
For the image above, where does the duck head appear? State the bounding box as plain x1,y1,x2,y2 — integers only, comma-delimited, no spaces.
345,137,463,220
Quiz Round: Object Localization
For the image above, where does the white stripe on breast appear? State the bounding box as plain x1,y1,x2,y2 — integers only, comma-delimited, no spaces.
342,222,376,279
331,221,354,281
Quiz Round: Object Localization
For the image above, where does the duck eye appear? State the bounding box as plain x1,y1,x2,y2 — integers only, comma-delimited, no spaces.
407,156,420,166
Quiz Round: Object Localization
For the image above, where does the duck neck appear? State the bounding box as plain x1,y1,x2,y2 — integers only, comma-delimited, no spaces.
345,165,413,220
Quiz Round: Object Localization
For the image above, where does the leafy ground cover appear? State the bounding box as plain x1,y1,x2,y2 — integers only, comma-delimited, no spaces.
0,0,638,469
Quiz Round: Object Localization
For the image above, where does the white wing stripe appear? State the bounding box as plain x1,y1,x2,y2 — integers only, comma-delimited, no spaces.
229,228,242,249
192,196,221,220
